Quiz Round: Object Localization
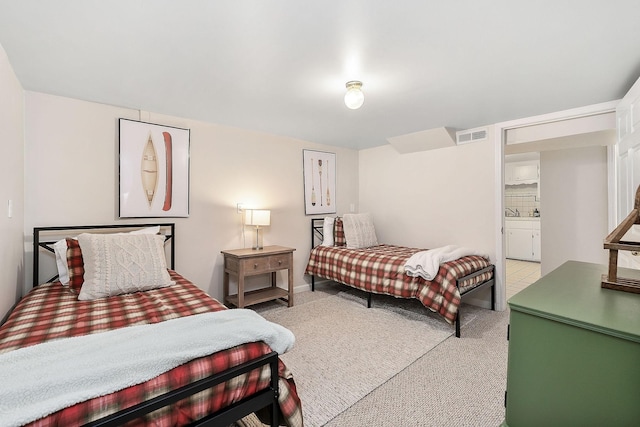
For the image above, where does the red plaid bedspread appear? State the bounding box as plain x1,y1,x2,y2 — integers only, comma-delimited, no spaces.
0,271,303,427
305,244,492,324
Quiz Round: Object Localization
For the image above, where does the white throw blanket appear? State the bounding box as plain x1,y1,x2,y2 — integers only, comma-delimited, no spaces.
404,245,488,280
0,309,295,427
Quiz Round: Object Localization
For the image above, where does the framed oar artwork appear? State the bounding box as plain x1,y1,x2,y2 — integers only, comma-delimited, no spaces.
119,118,190,217
303,149,336,215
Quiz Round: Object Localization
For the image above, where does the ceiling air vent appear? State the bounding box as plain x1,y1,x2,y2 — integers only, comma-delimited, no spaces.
456,127,488,145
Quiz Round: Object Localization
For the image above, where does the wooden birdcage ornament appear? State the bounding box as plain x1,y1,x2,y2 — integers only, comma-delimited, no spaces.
602,185,640,293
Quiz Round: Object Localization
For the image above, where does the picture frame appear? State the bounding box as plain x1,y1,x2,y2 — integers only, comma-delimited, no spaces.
119,118,190,218
303,149,336,215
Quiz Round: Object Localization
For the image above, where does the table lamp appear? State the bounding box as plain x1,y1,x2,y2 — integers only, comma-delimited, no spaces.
245,209,271,250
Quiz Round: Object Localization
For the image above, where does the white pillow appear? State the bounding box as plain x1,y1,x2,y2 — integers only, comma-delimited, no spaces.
342,213,378,249
53,239,71,285
320,217,335,246
76,233,174,301
52,226,161,286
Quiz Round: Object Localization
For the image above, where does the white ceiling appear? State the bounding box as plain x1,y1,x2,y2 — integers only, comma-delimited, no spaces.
1,1,639,150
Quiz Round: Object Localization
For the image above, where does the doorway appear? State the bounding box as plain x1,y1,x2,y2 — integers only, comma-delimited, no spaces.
494,101,618,311
504,152,541,297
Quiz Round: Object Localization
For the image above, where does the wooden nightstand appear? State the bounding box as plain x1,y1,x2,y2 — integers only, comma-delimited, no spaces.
221,245,295,308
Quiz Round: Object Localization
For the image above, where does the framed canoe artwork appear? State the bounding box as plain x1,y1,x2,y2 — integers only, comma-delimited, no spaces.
303,149,336,215
119,119,190,218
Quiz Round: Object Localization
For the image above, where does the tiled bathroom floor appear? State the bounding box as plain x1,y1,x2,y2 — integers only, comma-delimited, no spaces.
506,259,541,300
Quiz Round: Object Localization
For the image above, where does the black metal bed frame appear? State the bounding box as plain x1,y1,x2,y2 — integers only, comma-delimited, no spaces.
32,223,280,427
308,218,495,338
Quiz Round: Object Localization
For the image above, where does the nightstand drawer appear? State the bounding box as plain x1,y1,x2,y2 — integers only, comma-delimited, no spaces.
242,256,271,274
241,254,290,274
269,254,291,269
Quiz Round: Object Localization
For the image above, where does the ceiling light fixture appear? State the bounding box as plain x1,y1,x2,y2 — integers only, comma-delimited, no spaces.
344,80,364,109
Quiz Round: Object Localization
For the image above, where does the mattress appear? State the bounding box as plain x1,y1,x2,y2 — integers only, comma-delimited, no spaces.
305,244,492,323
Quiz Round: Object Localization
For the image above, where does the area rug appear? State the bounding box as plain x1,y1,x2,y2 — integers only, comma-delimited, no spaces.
256,290,479,427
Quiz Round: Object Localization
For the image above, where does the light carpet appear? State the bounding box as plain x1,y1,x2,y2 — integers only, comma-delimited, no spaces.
325,302,509,427
254,289,481,427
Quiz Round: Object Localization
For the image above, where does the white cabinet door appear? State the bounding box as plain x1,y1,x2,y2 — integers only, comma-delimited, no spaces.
505,163,514,184
532,230,541,262
615,76,640,270
513,163,538,182
505,160,539,185
507,229,534,260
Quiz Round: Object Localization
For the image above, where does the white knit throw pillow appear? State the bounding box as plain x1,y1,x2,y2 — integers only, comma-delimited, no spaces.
77,233,175,300
342,213,378,249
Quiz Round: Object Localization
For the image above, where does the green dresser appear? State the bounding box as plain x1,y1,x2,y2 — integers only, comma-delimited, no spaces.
502,261,640,427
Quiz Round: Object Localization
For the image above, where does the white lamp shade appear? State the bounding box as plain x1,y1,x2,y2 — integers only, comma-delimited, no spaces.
245,209,271,226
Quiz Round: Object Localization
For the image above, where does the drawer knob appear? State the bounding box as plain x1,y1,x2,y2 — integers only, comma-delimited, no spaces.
254,263,258,268
632,251,639,257
278,260,282,265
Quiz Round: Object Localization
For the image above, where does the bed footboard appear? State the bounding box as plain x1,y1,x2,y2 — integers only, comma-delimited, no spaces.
454,264,495,338
86,351,280,427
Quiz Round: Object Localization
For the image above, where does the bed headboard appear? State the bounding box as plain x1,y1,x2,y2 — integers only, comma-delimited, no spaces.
311,218,325,250
33,223,175,288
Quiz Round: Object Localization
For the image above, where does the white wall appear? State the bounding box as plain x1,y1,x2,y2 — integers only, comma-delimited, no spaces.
3,79,618,322
359,136,497,308
23,92,359,300
540,145,609,275
0,43,25,321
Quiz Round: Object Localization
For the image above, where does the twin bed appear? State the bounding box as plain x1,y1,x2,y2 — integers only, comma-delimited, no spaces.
0,224,302,427
305,217,495,337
